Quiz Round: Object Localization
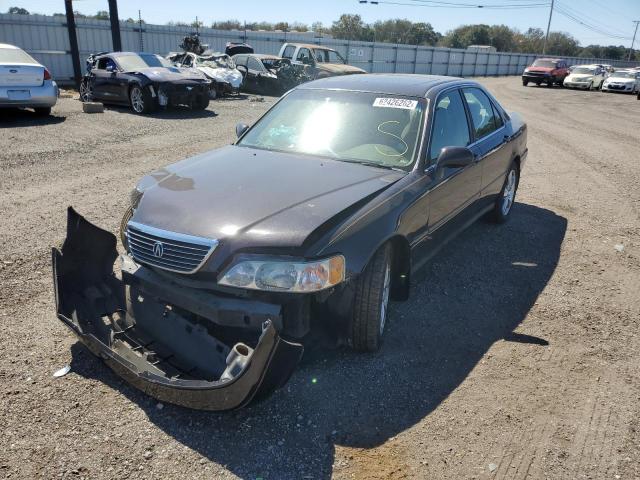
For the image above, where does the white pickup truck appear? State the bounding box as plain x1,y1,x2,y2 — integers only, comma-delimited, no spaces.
277,43,366,80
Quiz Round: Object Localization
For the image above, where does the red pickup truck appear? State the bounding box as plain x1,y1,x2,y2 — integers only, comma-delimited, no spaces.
522,58,569,87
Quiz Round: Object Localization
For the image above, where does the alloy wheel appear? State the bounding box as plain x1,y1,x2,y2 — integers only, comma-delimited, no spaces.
80,81,92,102
501,169,517,216
379,262,391,335
130,87,144,113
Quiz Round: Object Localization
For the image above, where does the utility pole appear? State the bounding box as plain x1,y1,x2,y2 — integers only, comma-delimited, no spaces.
629,21,640,61
64,0,81,88
107,0,121,52
542,0,554,55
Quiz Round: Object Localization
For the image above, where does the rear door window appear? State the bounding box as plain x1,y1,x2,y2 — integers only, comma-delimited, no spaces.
462,88,500,140
429,89,471,164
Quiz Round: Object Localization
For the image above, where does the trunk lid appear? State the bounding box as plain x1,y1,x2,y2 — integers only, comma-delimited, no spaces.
0,63,44,87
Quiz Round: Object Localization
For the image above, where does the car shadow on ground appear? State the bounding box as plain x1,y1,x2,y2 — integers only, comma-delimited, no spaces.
0,108,66,127
69,202,566,479
104,104,218,119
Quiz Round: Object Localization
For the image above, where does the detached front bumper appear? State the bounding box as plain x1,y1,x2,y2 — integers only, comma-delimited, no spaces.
52,208,303,410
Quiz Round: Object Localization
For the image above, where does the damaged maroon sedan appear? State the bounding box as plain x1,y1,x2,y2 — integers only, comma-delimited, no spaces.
53,74,527,410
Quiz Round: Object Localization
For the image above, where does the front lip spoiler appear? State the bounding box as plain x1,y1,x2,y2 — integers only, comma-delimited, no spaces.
52,207,304,411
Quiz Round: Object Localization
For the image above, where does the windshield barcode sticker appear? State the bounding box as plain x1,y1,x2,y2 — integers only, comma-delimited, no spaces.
373,98,418,110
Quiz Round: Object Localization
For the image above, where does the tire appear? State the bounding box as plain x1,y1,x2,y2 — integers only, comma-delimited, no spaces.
546,78,554,87
350,244,392,352
522,79,529,86
192,95,209,111
34,107,51,116
129,85,155,114
488,162,519,224
536,81,541,86
79,78,93,102
119,206,134,249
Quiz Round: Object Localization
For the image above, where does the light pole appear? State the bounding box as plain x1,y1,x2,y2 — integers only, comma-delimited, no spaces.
542,0,555,55
629,21,640,61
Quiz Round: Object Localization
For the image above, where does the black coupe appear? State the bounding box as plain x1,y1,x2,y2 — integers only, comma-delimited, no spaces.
79,52,211,113
53,74,527,410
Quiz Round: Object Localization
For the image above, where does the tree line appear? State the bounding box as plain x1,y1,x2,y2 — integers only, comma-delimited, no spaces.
6,7,638,60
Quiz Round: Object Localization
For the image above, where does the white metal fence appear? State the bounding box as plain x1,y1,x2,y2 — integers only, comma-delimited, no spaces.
1,13,638,85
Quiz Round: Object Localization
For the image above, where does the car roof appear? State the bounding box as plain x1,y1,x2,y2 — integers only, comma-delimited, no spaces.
535,58,563,62
0,43,20,49
284,43,337,52
297,74,470,98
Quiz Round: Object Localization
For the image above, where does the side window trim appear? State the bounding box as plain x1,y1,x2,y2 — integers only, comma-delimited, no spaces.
425,87,472,168
462,87,505,144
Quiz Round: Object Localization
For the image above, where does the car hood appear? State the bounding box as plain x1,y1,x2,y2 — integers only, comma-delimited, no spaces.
128,66,207,82
132,145,404,249
606,76,634,83
317,63,367,75
525,67,553,73
197,66,243,87
567,74,594,81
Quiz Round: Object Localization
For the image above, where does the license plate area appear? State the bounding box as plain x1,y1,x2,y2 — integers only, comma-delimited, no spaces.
7,90,31,100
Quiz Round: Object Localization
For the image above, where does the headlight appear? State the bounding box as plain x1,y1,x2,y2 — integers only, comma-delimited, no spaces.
219,255,345,292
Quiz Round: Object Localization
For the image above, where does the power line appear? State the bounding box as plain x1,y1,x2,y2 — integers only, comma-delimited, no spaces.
556,1,633,39
358,0,551,8
554,5,632,41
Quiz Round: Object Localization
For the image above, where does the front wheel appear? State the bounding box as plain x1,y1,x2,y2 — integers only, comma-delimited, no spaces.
349,244,392,352
129,85,155,114
192,95,209,111
522,79,529,86
488,163,519,223
79,78,93,102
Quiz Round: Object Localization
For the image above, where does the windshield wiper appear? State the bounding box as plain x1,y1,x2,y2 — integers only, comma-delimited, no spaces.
340,159,405,172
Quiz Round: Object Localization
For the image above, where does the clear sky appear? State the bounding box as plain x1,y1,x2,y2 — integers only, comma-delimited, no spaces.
2,0,639,47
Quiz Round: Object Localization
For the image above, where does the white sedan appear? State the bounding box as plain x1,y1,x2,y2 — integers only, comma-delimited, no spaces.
601,70,640,93
563,65,606,90
0,43,58,115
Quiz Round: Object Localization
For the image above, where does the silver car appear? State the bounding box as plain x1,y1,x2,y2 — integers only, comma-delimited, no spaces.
0,43,58,115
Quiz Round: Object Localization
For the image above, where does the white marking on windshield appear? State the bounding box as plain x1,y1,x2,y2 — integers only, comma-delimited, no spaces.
373,98,418,110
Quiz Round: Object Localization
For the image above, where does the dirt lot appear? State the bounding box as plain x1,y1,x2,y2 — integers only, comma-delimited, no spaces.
1,78,639,480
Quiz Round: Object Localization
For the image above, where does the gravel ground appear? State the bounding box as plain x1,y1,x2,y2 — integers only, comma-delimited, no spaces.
1,79,639,480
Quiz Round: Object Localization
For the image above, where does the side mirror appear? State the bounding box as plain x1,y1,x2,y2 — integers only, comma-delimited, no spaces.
436,146,475,170
236,123,249,138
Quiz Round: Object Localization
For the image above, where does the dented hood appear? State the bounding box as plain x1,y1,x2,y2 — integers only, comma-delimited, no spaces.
317,63,366,75
129,66,208,82
132,145,404,248
197,65,243,88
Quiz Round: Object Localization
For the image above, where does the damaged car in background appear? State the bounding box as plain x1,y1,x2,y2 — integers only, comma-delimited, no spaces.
53,74,527,410
167,34,243,99
232,53,311,95
168,51,242,98
79,51,211,113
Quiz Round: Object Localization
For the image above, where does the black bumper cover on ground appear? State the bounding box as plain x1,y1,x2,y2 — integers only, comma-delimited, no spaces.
52,207,303,410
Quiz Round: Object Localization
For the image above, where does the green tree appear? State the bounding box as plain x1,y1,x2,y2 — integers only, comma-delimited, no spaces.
212,20,242,30
94,10,109,20
331,14,366,41
7,6,29,14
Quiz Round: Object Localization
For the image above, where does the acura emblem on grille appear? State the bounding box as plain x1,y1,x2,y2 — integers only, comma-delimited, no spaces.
153,241,164,258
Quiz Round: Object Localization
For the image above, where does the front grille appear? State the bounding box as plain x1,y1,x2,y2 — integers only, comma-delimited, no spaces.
126,221,218,274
